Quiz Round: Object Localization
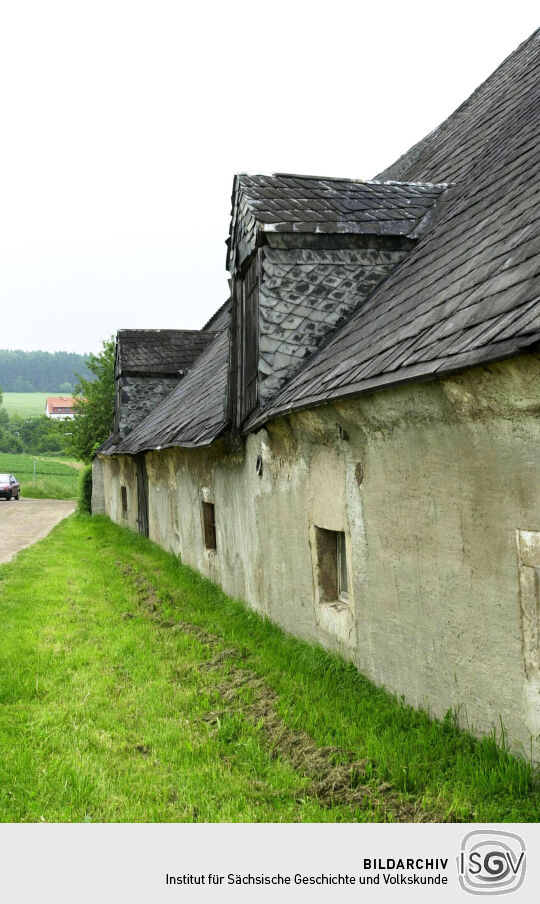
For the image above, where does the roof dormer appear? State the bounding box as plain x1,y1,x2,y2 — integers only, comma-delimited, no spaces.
227,172,447,428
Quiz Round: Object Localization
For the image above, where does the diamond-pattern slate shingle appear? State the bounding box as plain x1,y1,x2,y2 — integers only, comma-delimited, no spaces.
258,244,409,402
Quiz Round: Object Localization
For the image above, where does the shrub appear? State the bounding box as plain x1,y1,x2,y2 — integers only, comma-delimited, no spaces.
0,427,23,453
68,338,115,462
78,464,93,514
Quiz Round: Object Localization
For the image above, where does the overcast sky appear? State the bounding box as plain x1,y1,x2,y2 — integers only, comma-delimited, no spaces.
1,2,537,355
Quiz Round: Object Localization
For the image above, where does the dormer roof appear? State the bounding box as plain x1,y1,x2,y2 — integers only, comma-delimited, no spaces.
116,329,217,377
112,312,230,453
227,173,448,272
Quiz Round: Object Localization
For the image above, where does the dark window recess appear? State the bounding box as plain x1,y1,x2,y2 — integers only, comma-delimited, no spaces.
121,485,128,514
202,501,217,550
136,456,149,537
241,257,259,422
314,527,349,603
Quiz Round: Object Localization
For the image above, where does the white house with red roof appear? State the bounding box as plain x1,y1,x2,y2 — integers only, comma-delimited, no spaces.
45,396,76,420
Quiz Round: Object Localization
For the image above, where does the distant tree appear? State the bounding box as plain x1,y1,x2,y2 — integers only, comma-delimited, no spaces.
66,338,115,462
0,386,22,452
0,390,8,429
0,349,90,391
12,376,35,392
0,427,23,453
59,381,73,392
0,412,70,455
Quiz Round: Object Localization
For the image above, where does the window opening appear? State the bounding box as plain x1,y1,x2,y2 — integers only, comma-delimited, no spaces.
314,527,349,603
121,485,128,515
202,501,217,551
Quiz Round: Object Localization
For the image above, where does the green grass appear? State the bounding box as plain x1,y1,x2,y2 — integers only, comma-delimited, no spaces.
1,393,60,417
0,514,539,823
0,453,79,499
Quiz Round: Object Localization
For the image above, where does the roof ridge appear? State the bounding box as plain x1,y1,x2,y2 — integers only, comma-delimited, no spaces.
117,328,203,335
376,27,540,182
201,298,231,332
239,171,450,188
245,46,540,429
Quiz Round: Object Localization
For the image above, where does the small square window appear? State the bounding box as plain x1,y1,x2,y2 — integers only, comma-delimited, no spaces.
121,485,128,514
202,501,217,551
314,527,349,603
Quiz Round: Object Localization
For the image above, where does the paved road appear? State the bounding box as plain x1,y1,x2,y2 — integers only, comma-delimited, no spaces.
0,497,77,564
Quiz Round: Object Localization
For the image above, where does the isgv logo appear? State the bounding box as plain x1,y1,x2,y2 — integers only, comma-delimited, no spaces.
457,830,526,895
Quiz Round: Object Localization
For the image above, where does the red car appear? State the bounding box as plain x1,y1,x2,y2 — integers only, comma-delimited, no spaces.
0,474,20,500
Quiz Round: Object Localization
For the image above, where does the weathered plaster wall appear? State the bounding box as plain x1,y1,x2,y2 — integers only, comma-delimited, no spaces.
91,457,105,514
100,453,138,531
100,354,540,756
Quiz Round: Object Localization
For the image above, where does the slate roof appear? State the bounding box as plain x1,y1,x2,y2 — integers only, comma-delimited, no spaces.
104,29,539,455
109,316,230,453
247,30,540,428
116,329,217,376
96,434,116,454
227,173,447,271
201,299,231,333
377,29,540,184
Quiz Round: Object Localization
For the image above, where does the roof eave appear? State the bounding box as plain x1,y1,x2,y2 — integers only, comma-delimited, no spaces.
244,335,540,433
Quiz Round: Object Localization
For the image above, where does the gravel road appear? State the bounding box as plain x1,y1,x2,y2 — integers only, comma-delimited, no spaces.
0,497,77,564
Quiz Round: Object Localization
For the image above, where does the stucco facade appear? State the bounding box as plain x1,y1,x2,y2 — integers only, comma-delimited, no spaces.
97,353,540,756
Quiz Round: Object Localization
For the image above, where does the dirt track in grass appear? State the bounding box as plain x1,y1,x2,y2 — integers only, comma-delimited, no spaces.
118,561,433,822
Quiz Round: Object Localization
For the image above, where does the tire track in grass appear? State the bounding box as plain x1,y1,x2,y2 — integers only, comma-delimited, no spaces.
116,560,440,822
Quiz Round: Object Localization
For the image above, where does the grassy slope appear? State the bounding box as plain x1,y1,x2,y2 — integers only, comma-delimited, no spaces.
0,453,79,499
0,514,538,823
2,393,57,417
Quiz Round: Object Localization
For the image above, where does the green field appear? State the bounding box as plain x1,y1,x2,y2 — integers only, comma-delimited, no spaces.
0,513,538,823
1,392,60,417
0,453,79,499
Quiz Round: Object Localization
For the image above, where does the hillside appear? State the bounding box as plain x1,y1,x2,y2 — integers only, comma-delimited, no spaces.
0,349,90,392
